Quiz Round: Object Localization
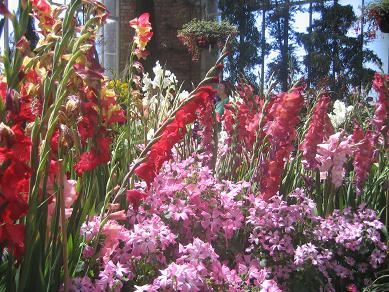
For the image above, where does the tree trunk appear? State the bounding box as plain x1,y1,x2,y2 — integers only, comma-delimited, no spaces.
359,0,365,95
261,8,266,95
281,0,290,91
307,2,313,86
331,0,339,99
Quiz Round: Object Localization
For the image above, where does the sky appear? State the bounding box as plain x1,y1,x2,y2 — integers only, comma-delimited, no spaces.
291,0,389,74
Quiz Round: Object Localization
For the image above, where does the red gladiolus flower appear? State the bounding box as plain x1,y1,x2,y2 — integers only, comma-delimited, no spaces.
0,123,30,260
260,86,304,200
198,97,215,159
74,136,112,175
0,223,25,261
126,189,147,212
352,124,375,193
134,162,155,187
134,86,216,186
300,96,333,169
260,158,284,201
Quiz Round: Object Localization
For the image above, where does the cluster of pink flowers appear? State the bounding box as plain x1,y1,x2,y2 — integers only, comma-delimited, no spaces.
136,238,240,291
68,156,387,291
246,189,318,281
140,153,250,242
78,214,176,291
248,189,387,291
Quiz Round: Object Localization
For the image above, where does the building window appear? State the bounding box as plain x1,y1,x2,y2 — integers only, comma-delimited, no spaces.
97,0,120,77
0,0,19,53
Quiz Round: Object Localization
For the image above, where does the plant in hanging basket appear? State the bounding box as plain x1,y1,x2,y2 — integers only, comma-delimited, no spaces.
177,19,237,61
366,0,389,33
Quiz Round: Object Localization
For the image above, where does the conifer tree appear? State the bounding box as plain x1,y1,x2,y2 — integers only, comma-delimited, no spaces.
297,1,381,99
219,0,267,85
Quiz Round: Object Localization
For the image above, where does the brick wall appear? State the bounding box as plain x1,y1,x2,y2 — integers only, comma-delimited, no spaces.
152,0,202,88
118,0,136,71
118,0,203,89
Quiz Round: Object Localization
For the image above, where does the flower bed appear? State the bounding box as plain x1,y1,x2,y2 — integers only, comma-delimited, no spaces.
0,1,388,292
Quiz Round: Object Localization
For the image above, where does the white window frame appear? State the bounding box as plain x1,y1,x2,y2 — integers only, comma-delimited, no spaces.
2,0,9,52
99,0,120,77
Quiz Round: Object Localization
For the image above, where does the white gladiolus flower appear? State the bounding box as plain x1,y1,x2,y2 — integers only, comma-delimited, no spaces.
177,90,189,102
328,100,353,128
142,73,152,94
147,128,155,141
219,130,228,144
151,61,177,89
140,61,180,121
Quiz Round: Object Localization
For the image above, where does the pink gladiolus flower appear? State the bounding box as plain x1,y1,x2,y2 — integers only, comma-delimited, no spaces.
316,132,353,188
130,13,153,52
47,178,78,220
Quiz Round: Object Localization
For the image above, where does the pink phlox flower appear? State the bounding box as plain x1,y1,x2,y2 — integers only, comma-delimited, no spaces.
80,216,101,241
370,249,386,268
167,199,194,221
200,209,223,236
178,238,219,263
261,279,282,292
155,262,204,291
63,276,95,292
95,260,124,292
134,284,158,292
128,215,175,257
222,207,244,240
220,265,242,288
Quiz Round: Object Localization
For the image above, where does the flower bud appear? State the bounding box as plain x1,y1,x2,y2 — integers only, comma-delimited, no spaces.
59,124,74,149
0,122,14,147
107,210,127,221
16,36,31,57
6,89,20,114
142,99,149,118
65,95,80,115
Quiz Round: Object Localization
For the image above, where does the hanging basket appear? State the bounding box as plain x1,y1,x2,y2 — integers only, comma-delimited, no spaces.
177,19,237,61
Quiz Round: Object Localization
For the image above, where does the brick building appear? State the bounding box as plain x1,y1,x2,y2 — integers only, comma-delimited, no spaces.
112,0,218,87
